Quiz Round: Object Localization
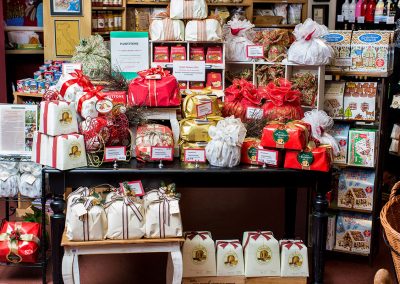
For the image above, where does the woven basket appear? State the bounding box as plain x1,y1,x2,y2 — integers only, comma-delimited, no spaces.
380,181,400,281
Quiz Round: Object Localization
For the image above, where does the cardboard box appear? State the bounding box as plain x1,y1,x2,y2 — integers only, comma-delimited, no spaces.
343,82,377,121
324,82,345,119
326,214,336,251
328,123,350,164
324,30,352,71
348,129,376,168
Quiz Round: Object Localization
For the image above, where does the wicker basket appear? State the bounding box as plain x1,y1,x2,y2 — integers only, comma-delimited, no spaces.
380,181,400,281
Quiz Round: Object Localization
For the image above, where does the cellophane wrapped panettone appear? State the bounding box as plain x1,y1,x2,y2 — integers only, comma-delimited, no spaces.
72,35,111,81
260,78,304,122
253,29,294,62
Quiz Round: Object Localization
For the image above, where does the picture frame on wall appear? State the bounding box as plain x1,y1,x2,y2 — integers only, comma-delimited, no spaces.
50,0,82,16
54,20,80,57
312,5,329,26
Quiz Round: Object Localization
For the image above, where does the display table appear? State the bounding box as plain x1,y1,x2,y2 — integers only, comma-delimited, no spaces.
44,160,330,284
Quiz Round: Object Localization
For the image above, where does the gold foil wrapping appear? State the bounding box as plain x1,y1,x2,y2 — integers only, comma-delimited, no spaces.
179,141,208,161
180,118,222,142
182,91,221,118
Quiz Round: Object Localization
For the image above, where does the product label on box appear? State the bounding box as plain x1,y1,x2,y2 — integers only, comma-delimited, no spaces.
273,129,289,146
119,180,145,196
246,45,264,58
196,102,213,117
246,107,263,119
150,146,173,161
297,152,314,168
104,146,127,161
95,99,113,114
257,149,278,166
335,57,352,67
25,174,36,185
173,61,205,82
184,149,206,163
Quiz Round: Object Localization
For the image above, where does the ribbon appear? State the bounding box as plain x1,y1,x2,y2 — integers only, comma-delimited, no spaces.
35,133,42,164
51,134,81,169
0,222,40,263
260,78,302,107
186,231,209,241
197,20,207,42
59,70,93,97
281,240,305,250
183,0,194,19
305,29,316,41
77,86,105,115
217,240,241,249
138,66,170,78
225,79,261,105
231,28,245,36
71,197,102,241
243,231,273,250
163,18,174,41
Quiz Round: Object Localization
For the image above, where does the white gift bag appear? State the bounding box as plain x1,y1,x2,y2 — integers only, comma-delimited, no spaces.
39,101,78,136
48,134,87,170
288,18,334,65
150,18,185,41
185,19,222,42
216,240,245,276
104,192,145,240
19,162,42,198
170,0,207,20
224,15,255,62
66,196,107,241
144,186,183,238
242,231,280,277
182,231,217,277
0,162,20,198
279,240,309,277
55,71,93,102
206,116,247,167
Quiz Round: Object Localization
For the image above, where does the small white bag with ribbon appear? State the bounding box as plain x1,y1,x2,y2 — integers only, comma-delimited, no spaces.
216,239,245,276
150,18,185,41
224,15,255,62
19,162,42,198
0,162,20,198
55,70,94,102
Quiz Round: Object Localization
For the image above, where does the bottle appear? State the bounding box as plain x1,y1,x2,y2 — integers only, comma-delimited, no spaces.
375,0,385,22
342,0,350,20
92,12,98,33
349,0,357,20
98,11,105,32
361,0,369,16
365,0,376,22
387,0,396,19
108,12,114,31
355,0,363,18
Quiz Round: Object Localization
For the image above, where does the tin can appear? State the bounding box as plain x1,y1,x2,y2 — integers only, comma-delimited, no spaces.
54,71,62,82
44,71,54,82
33,71,43,80
30,80,38,93
44,81,51,90
24,79,31,93
16,79,25,92
37,80,46,94
39,65,47,72
44,60,53,65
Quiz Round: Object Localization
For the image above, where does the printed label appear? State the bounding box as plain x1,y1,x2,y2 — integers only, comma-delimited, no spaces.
59,108,73,126
246,45,264,58
150,146,173,161
297,151,314,168
257,149,278,166
104,146,127,161
69,142,83,160
96,99,113,114
273,129,289,145
256,245,272,265
288,252,304,270
119,180,145,196
192,245,207,264
224,251,239,267
184,149,206,163
196,101,213,117
246,107,263,119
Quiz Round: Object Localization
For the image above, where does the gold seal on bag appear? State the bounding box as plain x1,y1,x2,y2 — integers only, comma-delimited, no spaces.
182,89,222,119
180,117,222,142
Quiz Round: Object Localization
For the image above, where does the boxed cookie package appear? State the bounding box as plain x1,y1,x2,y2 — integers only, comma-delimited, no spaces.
324,82,345,119
343,82,377,121
348,129,376,168
328,123,350,164
324,30,352,71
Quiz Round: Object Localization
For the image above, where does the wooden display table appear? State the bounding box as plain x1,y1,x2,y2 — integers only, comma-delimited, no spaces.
61,233,184,284
183,276,307,284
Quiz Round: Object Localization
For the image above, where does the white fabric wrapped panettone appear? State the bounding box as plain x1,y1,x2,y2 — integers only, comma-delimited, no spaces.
288,18,334,65
185,19,222,42
206,116,247,167
0,162,20,198
170,0,207,20
150,18,185,41
224,15,255,62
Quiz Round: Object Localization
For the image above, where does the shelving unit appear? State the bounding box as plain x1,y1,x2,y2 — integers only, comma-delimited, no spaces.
6,50,44,55
13,92,43,104
4,26,44,32
91,0,127,37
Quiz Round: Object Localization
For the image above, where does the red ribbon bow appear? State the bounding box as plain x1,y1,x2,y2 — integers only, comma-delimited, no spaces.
305,29,316,41
259,78,301,106
60,69,94,97
281,240,305,250
217,240,241,249
225,79,261,105
77,86,105,114
243,231,274,250
138,66,170,78
230,28,245,36
186,231,209,241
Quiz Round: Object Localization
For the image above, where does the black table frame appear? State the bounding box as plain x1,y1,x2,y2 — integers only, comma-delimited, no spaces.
44,161,330,284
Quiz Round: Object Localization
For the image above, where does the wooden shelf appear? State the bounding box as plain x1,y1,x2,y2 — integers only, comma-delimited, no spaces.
253,0,306,3
13,92,43,98
183,276,307,284
389,151,400,157
330,249,369,257
127,1,169,5
326,70,393,78
6,49,44,55
4,26,44,32
255,24,296,28
208,2,252,6
92,6,125,10
328,204,372,214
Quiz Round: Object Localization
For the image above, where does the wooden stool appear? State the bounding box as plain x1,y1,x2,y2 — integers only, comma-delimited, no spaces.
61,233,184,284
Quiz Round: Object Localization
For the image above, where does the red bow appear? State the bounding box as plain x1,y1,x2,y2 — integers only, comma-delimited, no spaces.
305,29,316,41
243,231,273,250
186,231,209,241
60,69,94,97
225,79,261,105
231,28,245,36
217,240,241,249
259,78,301,106
138,66,170,78
281,240,305,250
77,86,105,114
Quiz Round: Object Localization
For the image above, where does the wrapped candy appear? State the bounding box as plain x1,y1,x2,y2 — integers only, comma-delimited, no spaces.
205,116,247,167
256,65,285,87
135,124,174,162
170,0,208,19
150,18,185,41
302,110,340,156
18,162,42,198
280,240,309,277
128,67,181,107
224,15,255,62
223,79,262,121
0,221,40,263
54,70,94,102
253,29,294,62
182,90,221,119
260,78,304,122
79,117,110,151
104,192,145,240
287,18,334,65
0,162,20,198
291,72,318,107
284,146,333,172
185,19,222,42
180,118,222,142
144,184,182,238
216,240,245,276
39,101,78,136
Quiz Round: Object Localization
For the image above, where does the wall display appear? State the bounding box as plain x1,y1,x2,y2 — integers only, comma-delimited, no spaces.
54,20,80,57
348,129,376,167
50,0,82,16
343,82,377,121
312,5,329,26
324,82,345,119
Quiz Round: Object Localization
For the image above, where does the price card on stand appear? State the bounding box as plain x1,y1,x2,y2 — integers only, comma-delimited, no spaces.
119,180,145,196
150,146,173,161
104,146,127,162
62,63,82,75
197,101,213,117
173,61,205,82
246,107,264,120
257,149,279,167
184,149,206,163
246,45,264,58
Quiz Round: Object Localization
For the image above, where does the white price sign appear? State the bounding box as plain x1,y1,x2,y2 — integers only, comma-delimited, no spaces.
173,61,205,82
62,63,82,75
337,15,344,22
119,180,145,196
246,45,264,58
357,16,365,23
196,101,213,117
184,149,206,163
104,146,127,162
257,149,278,166
335,57,352,67
150,146,173,161
246,107,263,119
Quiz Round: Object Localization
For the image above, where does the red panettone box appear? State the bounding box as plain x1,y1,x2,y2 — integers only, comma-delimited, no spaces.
260,121,311,150
0,221,40,264
241,138,263,165
284,146,333,172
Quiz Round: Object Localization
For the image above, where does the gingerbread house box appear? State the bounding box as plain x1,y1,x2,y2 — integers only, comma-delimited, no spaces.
338,169,375,211
350,31,394,73
323,30,353,71
343,82,376,121
348,129,376,168
328,123,350,164
335,214,372,255
324,82,345,119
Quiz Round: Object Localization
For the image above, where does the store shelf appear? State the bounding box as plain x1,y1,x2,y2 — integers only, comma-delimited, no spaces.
92,6,125,10
92,31,111,36
13,92,43,98
127,1,169,5
326,70,393,78
389,151,400,157
255,24,296,28
330,249,369,257
328,204,372,214
6,49,44,55
151,62,224,69
253,0,306,3
207,2,252,6
4,26,44,32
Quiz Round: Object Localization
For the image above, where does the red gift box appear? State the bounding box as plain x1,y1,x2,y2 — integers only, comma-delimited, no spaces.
128,66,181,107
284,146,333,172
260,121,311,150
241,138,263,165
0,221,40,264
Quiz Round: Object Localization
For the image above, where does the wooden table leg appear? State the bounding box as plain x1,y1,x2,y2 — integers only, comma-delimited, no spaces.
166,246,183,284
62,248,74,284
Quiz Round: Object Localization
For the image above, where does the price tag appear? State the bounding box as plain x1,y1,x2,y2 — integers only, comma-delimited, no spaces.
184,149,206,163
196,101,213,117
348,16,355,23
246,107,263,119
337,15,344,22
246,45,264,58
62,63,82,76
357,16,365,23
257,149,278,166
374,17,380,24
25,174,36,185
387,16,395,24
104,146,127,162
119,180,145,196
150,146,173,161
169,200,180,214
